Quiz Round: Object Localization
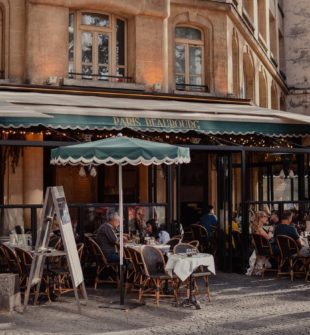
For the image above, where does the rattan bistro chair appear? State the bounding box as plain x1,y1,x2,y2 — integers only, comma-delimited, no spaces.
191,224,209,253
173,243,198,254
140,246,178,306
276,235,307,281
86,236,118,289
165,237,181,251
251,234,277,278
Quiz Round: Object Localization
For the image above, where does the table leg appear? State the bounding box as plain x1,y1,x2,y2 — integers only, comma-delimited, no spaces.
178,274,201,310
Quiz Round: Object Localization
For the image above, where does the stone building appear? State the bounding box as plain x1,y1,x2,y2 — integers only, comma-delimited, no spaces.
1,0,310,271
283,0,310,115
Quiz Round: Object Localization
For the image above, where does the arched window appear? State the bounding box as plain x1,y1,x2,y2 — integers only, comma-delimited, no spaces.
68,12,126,81
232,32,239,97
175,26,205,91
243,51,255,101
271,81,278,110
259,69,268,108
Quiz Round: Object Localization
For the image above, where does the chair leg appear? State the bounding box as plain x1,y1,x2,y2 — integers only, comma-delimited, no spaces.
155,279,160,307
251,259,258,276
290,259,294,282
204,275,211,302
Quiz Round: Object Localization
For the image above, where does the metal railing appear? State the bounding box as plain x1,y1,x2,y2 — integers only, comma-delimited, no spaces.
175,83,209,92
68,72,133,83
0,202,167,246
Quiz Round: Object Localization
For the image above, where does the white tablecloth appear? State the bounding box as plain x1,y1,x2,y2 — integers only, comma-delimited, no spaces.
165,253,216,282
125,243,170,253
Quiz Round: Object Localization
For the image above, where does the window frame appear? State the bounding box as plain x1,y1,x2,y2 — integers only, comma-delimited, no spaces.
69,11,127,80
175,25,205,91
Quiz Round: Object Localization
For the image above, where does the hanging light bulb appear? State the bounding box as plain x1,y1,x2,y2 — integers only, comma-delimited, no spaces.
90,166,97,177
79,166,86,177
279,169,285,179
288,169,295,179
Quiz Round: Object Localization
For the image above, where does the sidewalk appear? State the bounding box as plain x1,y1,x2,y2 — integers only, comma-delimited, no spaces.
0,272,309,335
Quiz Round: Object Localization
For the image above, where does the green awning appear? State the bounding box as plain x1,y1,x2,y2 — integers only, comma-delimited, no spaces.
1,91,310,137
1,113,310,137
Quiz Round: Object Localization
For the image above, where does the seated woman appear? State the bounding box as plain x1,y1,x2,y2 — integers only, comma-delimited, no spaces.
145,219,171,244
246,211,273,276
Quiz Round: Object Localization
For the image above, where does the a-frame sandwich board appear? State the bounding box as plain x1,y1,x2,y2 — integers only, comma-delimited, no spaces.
23,186,88,312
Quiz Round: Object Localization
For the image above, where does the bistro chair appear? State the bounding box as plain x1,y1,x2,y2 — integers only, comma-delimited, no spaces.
251,234,277,278
86,236,118,289
191,224,209,253
276,235,307,281
52,243,85,296
126,246,146,297
0,245,9,273
140,245,178,306
188,240,200,250
1,244,24,286
165,237,181,251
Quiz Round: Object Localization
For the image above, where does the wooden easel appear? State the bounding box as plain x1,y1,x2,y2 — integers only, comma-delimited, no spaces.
23,186,88,312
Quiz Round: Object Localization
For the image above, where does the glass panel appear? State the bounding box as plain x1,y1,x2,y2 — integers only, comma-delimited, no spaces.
175,27,202,40
189,76,202,86
98,34,109,65
175,44,185,74
116,68,125,77
176,75,185,84
81,32,93,64
116,19,125,66
81,13,109,27
189,46,202,75
98,66,109,80
68,63,74,78
82,65,93,79
68,13,74,63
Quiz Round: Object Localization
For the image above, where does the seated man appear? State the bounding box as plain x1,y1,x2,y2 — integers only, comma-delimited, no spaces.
96,212,125,263
274,210,310,257
199,205,218,238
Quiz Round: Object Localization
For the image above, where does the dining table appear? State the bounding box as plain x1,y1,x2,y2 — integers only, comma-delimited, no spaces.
165,252,215,309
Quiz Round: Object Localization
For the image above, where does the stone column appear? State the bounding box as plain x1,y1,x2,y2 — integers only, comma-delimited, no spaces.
23,133,43,229
25,2,68,84
135,14,165,90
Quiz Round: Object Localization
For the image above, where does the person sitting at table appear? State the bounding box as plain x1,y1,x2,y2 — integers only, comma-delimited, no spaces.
157,223,171,244
145,219,159,239
199,205,218,240
96,212,127,263
246,211,273,276
274,210,310,257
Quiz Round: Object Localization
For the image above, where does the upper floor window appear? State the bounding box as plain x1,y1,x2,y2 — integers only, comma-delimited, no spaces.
175,26,206,92
68,12,127,81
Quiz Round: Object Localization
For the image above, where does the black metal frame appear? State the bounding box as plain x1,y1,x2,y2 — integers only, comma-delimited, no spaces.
68,72,133,83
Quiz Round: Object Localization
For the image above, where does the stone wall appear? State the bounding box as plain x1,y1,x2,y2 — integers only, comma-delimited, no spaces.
283,0,310,114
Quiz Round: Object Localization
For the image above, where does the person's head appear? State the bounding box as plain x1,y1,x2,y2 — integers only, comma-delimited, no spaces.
146,219,157,235
251,211,268,233
207,205,214,214
109,212,120,229
281,210,293,225
270,211,279,224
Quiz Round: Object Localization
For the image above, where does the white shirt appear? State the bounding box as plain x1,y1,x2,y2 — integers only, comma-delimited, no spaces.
158,230,170,244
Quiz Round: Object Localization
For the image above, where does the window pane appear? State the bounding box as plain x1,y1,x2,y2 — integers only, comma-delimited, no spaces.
175,44,185,74
98,66,109,80
189,47,202,75
68,13,74,63
189,76,202,86
176,75,185,84
175,27,202,40
116,19,125,66
82,65,93,79
81,13,109,27
68,63,74,78
116,68,125,77
82,32,93,64
98,34,109,65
